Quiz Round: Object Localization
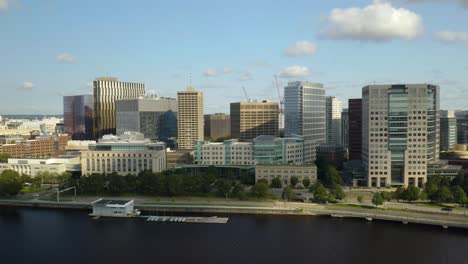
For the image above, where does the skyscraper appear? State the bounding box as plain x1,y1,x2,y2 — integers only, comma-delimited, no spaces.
230,101,279,142
63,95,94,140
455,110,468,144
204,113,231,140
326,96,342,146
116,96,177,142
348,99,363,160
362,84,439,188
284,81,326,145
177,87,204,149
440,110,457,152
341,108,349,150
93,77,145,139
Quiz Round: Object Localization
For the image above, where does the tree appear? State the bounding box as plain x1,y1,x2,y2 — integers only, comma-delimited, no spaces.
0,170,23,197
452,186,466,205
393,187,405,202
302,178,311,188
313,183,328,203
372,192,384,207
405,185,420,202
270,177,282,189
250,180,270,199
282,186,296,201
380,191,392,202
107,173,126,195
330,185,345,200
290,176,299,188
0,153,10,163
215,178,232,198
435,186,453,203
357,195,363,204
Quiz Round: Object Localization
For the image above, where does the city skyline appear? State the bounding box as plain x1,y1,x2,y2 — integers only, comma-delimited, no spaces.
1,0,467,114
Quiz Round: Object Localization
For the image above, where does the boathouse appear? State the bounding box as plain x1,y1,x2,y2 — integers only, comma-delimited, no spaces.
91,199,135,217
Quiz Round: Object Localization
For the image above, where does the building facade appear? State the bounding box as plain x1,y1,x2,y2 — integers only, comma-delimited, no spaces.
116,96,177,142
0,134,71,158
255,164,317,186
194,139,254,166
63,95,94,140
93,77,146,139
177,87,204,150
204,113,231,140
348,99,363,161
440,110,457,152
326,96,343,146
341,108,349,150
0,157,81,177
230,101,279,142
81,132,166,176
284,81,326,145
362,84,440,188
455,111,468,144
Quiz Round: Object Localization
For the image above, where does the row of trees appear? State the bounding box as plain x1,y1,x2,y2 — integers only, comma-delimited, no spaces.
270,176,311,189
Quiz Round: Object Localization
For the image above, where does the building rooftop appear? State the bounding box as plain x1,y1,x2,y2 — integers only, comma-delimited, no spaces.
92,199,133,207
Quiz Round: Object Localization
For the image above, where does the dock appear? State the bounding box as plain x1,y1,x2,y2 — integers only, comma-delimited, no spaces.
145,215,228,224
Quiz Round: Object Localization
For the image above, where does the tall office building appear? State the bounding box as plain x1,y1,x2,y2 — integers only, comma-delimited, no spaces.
455,111,468,144
440,110,457,152
326,96,343,146
177,87,204,149
63,95,94,140
363,84,439,188
204,113,231,140
348,99,363,160
284,82,326,145
116,96,177,142
341,108,349,150
230,101,279,142
93,77,145,139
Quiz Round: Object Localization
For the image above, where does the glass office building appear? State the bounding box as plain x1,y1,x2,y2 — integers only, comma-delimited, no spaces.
63,95,94,140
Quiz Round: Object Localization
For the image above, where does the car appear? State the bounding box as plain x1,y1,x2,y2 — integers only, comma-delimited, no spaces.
441,207,453,212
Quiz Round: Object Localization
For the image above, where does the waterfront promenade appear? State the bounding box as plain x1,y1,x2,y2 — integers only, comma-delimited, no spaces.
0,197,467,229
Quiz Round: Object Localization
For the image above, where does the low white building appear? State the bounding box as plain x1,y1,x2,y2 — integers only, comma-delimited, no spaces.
255,164,317,186
0,156,81,177
91,199,135,217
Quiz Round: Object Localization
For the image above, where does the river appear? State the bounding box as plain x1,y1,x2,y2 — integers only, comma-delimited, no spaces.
1,207,467,264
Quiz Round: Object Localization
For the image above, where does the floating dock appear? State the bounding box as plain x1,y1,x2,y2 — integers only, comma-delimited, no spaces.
145,215,228,224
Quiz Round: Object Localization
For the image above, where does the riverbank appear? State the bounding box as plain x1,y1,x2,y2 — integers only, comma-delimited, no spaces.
1,198,467,229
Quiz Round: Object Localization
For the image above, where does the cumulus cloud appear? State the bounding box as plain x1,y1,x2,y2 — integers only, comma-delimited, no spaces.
435,31,468,43
284,41,317,57
320,0,423,42
18,81,34,90
396,0,468,9
278,66,311,78
56,53,77,63
203,67,233,77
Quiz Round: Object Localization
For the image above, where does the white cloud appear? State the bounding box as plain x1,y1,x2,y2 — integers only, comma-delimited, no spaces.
19,81,34,90
285,41,317,57
0,0,11,12
396,0,468,9
56,53,77,63
203,67,234,77
278,66,311,78
320,0,423,42
435,31,468,43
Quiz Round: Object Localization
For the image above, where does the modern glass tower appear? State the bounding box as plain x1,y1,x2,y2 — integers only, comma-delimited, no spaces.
440,110,457,152
326,96,343,146
63,94,94,140
284,81,326,146
362,84,440,188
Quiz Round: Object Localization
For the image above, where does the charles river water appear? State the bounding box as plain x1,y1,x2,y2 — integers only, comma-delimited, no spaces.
1,207,467,264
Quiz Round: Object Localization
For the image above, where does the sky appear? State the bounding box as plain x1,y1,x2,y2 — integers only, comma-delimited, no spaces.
0,0,467,114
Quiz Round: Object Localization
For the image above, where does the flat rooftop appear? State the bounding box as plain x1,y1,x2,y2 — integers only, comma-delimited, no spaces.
92,199,132,206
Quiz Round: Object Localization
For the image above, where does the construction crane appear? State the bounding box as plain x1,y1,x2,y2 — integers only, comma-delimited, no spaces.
242,85,251,102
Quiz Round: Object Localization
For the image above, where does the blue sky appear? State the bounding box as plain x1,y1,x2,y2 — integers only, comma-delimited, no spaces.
1,0,467,114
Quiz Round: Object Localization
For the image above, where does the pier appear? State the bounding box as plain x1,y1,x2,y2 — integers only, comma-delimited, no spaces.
145,215,228,224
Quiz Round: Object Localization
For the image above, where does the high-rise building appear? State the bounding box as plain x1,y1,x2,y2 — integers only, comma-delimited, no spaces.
362,84,439,188
230,101,279,142
116,96,177,142
341,108,349,150
284,81,326,145
440,110,457,152
348,99,363,160
204,113,231,140
93,77,145,139
455,111,468,144
63,95,94,140
326,96,342,146
177,87,204,150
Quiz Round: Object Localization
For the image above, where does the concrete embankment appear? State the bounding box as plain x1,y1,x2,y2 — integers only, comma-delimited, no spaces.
1,199,467,229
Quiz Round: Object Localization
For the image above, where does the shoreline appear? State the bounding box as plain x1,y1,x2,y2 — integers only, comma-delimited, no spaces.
1,199,468,229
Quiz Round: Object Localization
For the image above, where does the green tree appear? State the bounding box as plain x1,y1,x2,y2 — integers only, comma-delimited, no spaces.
270,177,282,188
452,186,466,205
282,186,296,201
0,153,10,163
302,178,311,188
380,191,393,202
290,176,299,188
393,187,405,202
313,182,328,203
405,185,420,202
330,185,345,200
107,173,126,195
0,170,23,197
372,192,384,207
250,180,270,199
215,178,232,198
435,186,454,203
357,195,363,204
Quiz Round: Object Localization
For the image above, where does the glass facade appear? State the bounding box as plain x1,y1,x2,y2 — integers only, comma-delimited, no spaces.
63,95,94,140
